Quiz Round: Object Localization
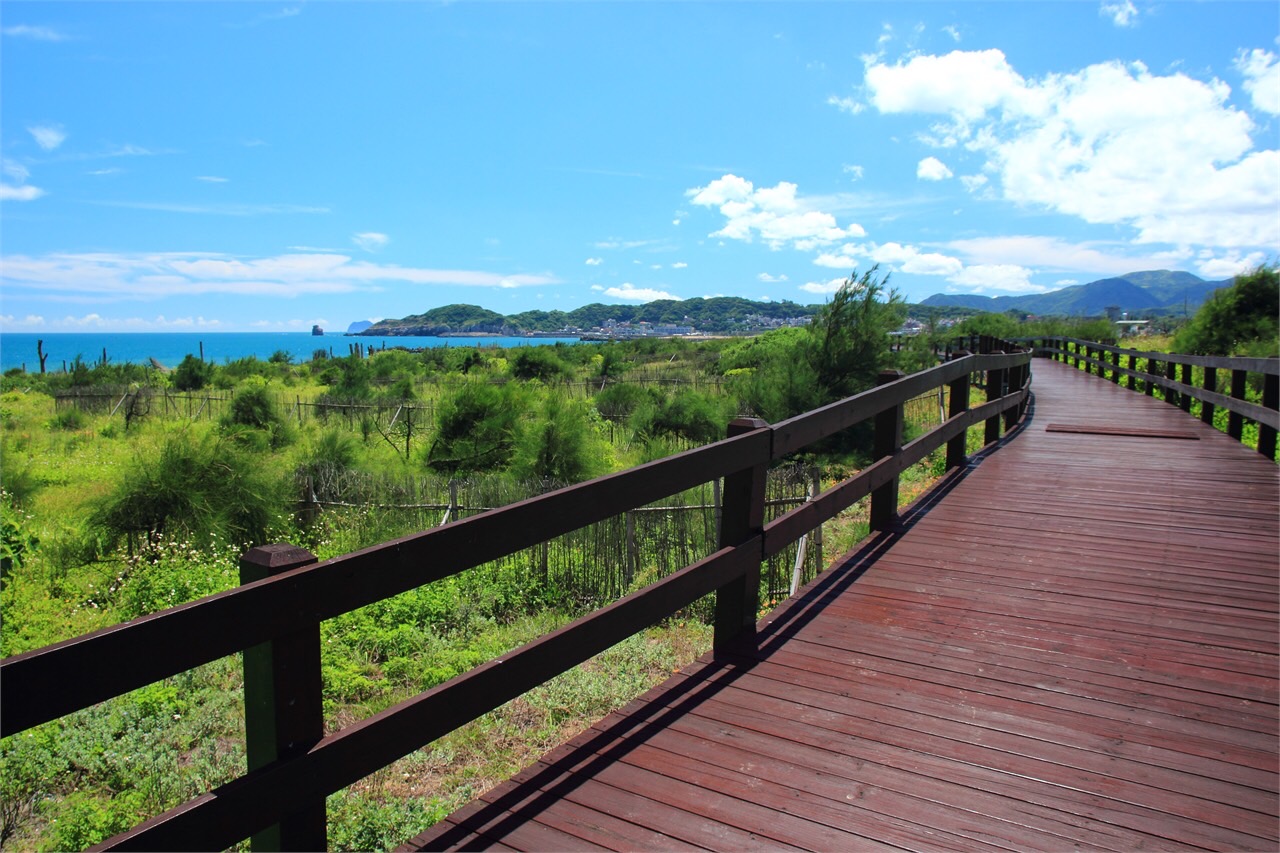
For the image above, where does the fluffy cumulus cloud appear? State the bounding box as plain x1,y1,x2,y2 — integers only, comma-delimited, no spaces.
27,124,67,151
1196,250,1267,280
949,264,1046,293
0,251,559,301
352,232,389,252
861,48,1280,252
916,156,953,181
591,283,680,302
1237,49,1280,115
584,257,603,266
686,175,866,251
815,241,963,277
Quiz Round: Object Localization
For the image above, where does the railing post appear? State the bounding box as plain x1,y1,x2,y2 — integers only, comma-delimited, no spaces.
1127,351,1138,390
871,370,906,531
985,356,1006,445
1109,349,1120,384
240,544,325,853
1201,366,1218,426
714,418,768,653
1164,360,1179,407
1228,368,1247,440
1146,358,1158,397
1179,362,1194,413
1260,367,1278,460
946,351,971,471
1003,359,1022,431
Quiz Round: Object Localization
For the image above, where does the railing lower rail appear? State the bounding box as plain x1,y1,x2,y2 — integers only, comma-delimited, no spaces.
1,344,1033,852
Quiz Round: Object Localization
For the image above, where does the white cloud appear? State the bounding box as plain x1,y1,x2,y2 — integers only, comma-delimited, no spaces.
2,25,68,41
3,161,30,183
28,124,67,151
686,174,866,251
943,25,961,43
865,49,1030,121
1100,1,1138,28
799,278,847,295
863,49,1280,251
0,251,560,300
352,232,390,252
842,164,865,181
1197,251,1266,280
758,273,789,283
945,235,1192,275
948,263,1046,294
598,283,680,302
89,200,328,216
827,95,864,115
1055,279,1080,286
585,257,603,266
815,241,962,277
1237,49,1280,115
196,175,229,183
594,238,661,250
672,262,688,269
917,156,953,181
0,184,44,202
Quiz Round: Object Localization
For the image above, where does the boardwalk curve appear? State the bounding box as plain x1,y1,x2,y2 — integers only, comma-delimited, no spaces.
406,359,1280,851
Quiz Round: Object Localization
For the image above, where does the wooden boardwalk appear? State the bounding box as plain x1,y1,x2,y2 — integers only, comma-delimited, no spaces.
404,359,1280,852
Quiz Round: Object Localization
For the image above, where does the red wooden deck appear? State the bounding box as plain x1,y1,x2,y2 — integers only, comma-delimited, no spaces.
403,359,1280,852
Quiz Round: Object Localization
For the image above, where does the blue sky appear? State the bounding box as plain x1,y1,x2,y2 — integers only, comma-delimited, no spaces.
2,1,1278,333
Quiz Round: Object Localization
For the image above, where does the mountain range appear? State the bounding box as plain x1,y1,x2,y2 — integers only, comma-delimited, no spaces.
919,270,1229,316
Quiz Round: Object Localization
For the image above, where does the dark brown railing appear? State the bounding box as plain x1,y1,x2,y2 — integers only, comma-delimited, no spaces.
1035,337,1279,460
0,342,1032,852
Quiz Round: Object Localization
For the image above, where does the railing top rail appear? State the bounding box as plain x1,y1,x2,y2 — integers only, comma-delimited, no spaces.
1033,336,1280,375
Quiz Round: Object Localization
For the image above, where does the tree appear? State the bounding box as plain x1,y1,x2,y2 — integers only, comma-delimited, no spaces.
1174,265,1279,356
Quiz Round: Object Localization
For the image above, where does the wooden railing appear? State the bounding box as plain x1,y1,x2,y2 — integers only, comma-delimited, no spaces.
1034,337,1280,460
0,344,1033,852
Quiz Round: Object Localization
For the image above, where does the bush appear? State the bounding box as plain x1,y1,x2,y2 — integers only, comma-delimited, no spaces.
425,382,526,475
171,354,213,392
49,407,86,431
510,347,568,382
632,389,726,445
223,380,292,449
1174,265,1279,356
592,382,653,420
514,397,602,485
92,431,288,552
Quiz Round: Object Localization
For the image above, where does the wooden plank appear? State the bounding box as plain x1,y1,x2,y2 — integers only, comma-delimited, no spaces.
1045,423,1201,439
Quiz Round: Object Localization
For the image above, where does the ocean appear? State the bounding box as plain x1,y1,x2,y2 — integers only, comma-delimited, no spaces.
0,332,587,374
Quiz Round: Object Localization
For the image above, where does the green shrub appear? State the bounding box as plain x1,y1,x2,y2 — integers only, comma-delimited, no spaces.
50,408,86,431
510,347,568,382
425,382,526,475
592,382,653,420
514,397,602,485
171,354,213,392
92,431,288,552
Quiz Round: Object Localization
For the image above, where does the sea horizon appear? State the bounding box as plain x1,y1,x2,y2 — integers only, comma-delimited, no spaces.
0,331,587,374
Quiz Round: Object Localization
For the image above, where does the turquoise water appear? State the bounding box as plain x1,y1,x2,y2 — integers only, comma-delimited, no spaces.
0,332,585,373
